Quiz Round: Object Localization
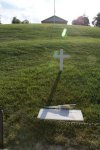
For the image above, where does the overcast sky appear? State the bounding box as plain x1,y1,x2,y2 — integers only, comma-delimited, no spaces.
0,0,100,24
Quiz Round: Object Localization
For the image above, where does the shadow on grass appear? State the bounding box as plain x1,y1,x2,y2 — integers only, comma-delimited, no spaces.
47,71,62,106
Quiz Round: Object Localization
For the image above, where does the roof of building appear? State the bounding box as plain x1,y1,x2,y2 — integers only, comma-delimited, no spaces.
41,15,68,24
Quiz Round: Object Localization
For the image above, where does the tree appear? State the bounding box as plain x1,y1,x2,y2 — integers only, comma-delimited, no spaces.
72,15,89,26
84,16,90,26
12,17,21,24
22,19,29,24
92,12,100,27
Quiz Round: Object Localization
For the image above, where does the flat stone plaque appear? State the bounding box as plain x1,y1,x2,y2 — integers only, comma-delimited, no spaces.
37,109,84,121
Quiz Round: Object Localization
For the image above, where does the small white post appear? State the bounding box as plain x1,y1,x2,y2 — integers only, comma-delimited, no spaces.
54,49,70,71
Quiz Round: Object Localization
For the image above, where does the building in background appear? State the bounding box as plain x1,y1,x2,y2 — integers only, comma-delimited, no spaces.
41,15,68,24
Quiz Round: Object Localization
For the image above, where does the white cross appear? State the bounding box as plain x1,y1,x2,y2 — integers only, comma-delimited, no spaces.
53,49,70,71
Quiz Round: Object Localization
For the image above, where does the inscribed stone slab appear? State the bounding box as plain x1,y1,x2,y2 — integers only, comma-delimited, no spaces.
37,109,84,121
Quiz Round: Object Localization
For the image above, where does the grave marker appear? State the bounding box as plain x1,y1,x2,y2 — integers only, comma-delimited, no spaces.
37,49,84,121
38,109,84,121
53,49,70,71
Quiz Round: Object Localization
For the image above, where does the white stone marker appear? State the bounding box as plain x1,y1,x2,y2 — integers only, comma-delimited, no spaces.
37,109,84,121
37,50,84,121
54,49,70,71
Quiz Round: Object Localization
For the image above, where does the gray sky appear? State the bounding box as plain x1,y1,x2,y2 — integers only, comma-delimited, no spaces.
0,0,100,24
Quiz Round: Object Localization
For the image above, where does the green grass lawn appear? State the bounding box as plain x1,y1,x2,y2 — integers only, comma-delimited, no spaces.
0,24,100,149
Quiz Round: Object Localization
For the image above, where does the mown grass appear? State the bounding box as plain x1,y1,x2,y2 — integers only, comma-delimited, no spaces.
0,24,100,149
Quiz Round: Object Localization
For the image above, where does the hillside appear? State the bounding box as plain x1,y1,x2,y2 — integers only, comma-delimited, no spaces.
0,24,100,149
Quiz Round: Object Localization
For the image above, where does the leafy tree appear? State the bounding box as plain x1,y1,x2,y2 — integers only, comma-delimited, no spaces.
12,17,21,24
22,19,29,24
84,16,90,26
72,15,89,26
92,12,100,27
